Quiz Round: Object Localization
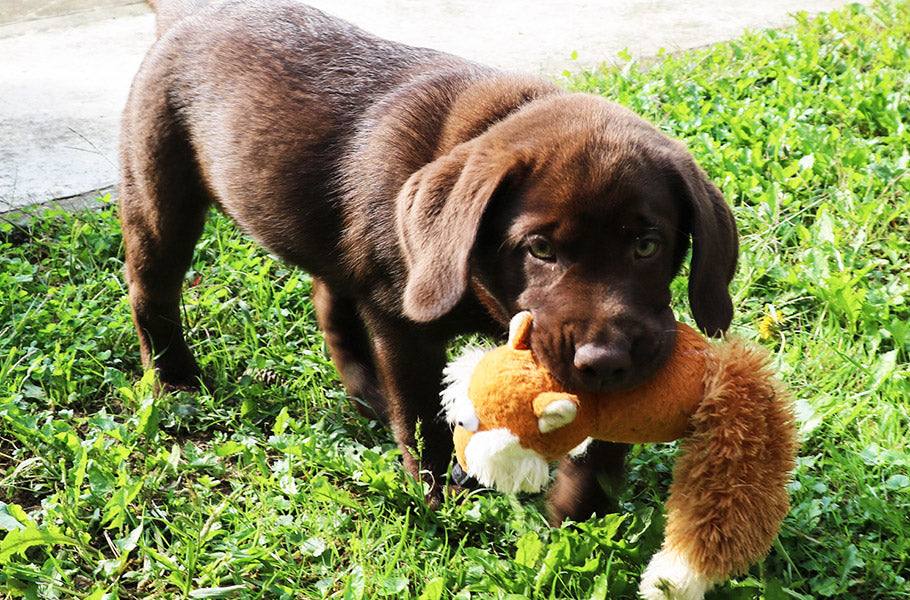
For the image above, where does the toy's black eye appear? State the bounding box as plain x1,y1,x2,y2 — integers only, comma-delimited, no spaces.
634,236,661,259
527,235,556,261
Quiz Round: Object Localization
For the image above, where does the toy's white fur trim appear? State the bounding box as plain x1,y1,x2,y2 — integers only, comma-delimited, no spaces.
464,429,549,493
537,397,578,433
440,345,490,428
639,547,715,600
568,437,593,457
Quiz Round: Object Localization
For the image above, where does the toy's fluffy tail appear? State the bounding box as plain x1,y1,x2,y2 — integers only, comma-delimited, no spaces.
640,338,798,600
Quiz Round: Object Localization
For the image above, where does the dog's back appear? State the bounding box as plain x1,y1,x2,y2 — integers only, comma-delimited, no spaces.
126,0,555,288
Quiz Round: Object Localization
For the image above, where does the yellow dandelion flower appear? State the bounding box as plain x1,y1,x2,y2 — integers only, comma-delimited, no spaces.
758,307,784,340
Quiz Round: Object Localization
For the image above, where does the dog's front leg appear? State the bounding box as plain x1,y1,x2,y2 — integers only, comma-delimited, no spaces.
365,315,454,507
546,440,630,525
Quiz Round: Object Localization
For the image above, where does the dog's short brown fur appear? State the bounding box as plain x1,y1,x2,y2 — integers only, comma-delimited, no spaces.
121,0,737,518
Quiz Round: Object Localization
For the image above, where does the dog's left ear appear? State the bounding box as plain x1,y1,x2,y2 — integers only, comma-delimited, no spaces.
672,148,739,337
396,141,525,322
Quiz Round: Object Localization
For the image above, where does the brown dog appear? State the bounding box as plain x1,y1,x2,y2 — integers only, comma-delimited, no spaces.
120,0,737,518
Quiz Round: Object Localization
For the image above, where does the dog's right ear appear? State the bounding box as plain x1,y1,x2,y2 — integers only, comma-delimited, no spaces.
396,142,525,322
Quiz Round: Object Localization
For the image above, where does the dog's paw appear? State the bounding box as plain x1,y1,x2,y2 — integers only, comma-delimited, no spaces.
638,547,714,600
153,371,208,395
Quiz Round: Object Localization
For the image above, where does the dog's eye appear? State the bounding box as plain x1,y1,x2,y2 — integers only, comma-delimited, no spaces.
634,236,661,259
527,235,556,261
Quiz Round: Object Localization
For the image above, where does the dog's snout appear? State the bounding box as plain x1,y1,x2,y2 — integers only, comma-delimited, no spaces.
573,342,632,390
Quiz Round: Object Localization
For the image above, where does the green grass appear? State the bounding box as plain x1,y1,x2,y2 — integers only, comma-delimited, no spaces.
1,1,909,598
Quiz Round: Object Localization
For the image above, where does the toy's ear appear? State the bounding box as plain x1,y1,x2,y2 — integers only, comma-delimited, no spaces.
509,311,534,349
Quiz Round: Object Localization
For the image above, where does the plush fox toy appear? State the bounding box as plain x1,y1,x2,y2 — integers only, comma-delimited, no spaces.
441,311,798,600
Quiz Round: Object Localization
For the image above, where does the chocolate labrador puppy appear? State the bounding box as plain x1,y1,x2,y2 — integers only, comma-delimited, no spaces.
121,0,737,518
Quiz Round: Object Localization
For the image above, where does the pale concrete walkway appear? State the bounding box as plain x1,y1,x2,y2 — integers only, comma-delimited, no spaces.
0,0,863,214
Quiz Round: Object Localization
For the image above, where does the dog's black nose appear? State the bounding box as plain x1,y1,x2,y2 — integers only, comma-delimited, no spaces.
573,343,631,390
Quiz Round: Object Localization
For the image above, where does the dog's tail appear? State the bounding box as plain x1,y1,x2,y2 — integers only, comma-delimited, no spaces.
147,0,210,38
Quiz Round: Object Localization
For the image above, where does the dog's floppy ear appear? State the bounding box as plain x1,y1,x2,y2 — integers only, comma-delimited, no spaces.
673,149,739,337
396,142,524,322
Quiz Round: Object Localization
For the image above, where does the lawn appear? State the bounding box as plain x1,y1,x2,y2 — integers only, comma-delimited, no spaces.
1,1,908,598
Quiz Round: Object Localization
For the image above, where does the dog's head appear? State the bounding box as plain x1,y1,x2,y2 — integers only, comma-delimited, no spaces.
397,94,737,392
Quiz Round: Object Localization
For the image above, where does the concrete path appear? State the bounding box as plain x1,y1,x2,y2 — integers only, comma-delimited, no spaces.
0,0,862,214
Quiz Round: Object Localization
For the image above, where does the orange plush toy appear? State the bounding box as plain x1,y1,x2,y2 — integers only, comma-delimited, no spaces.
441,312,798,600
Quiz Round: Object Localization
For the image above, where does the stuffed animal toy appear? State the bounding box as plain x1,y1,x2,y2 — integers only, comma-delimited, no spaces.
441,312,798,600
